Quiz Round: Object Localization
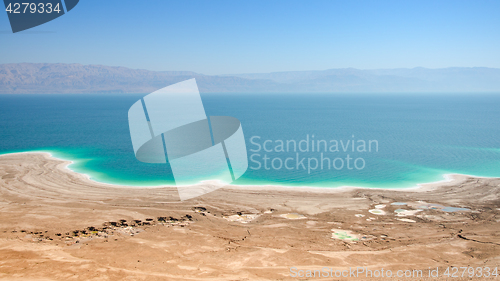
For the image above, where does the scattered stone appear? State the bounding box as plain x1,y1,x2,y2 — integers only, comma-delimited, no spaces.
194,207,207,212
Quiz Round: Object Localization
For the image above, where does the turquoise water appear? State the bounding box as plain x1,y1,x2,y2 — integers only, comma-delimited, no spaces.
0,93,499,188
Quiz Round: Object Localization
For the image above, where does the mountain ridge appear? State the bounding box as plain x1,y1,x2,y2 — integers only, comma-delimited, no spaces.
1,63,500,93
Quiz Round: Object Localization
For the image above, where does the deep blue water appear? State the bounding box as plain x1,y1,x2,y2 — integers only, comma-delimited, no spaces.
0,93,499,188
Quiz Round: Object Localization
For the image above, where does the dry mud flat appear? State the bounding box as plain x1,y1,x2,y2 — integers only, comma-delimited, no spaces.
0,153,499,280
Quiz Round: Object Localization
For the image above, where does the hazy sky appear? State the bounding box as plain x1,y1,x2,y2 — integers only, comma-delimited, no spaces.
1,0,499,74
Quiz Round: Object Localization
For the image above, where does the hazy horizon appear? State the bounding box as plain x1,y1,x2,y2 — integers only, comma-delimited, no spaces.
2,63,500,94
2,62,499,76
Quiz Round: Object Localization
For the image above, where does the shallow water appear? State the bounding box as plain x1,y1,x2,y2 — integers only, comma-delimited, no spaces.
441,207,470,212
0,93,499,188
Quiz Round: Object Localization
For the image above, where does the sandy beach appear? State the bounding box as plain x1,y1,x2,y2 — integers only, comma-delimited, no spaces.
0,152,499,280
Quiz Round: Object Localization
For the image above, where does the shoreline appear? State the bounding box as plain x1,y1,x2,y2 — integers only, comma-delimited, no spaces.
0,151,494,194
1,150,499,280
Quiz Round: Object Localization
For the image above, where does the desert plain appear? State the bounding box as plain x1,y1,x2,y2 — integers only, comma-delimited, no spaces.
0,153,499,280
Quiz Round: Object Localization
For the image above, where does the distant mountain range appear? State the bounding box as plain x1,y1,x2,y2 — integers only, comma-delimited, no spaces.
227,67,500,93
0,63,278,94
1,63,500,93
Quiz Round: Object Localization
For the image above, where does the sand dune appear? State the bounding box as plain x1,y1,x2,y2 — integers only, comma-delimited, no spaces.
0,153,499,280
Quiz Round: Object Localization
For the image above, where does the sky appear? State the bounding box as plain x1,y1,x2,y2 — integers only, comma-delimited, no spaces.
1,0,499,75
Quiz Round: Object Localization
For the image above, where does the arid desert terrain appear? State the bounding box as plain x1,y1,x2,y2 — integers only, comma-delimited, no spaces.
0,153,499,280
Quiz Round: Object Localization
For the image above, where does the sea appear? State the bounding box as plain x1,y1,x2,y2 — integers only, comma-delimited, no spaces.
0,93,499,189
